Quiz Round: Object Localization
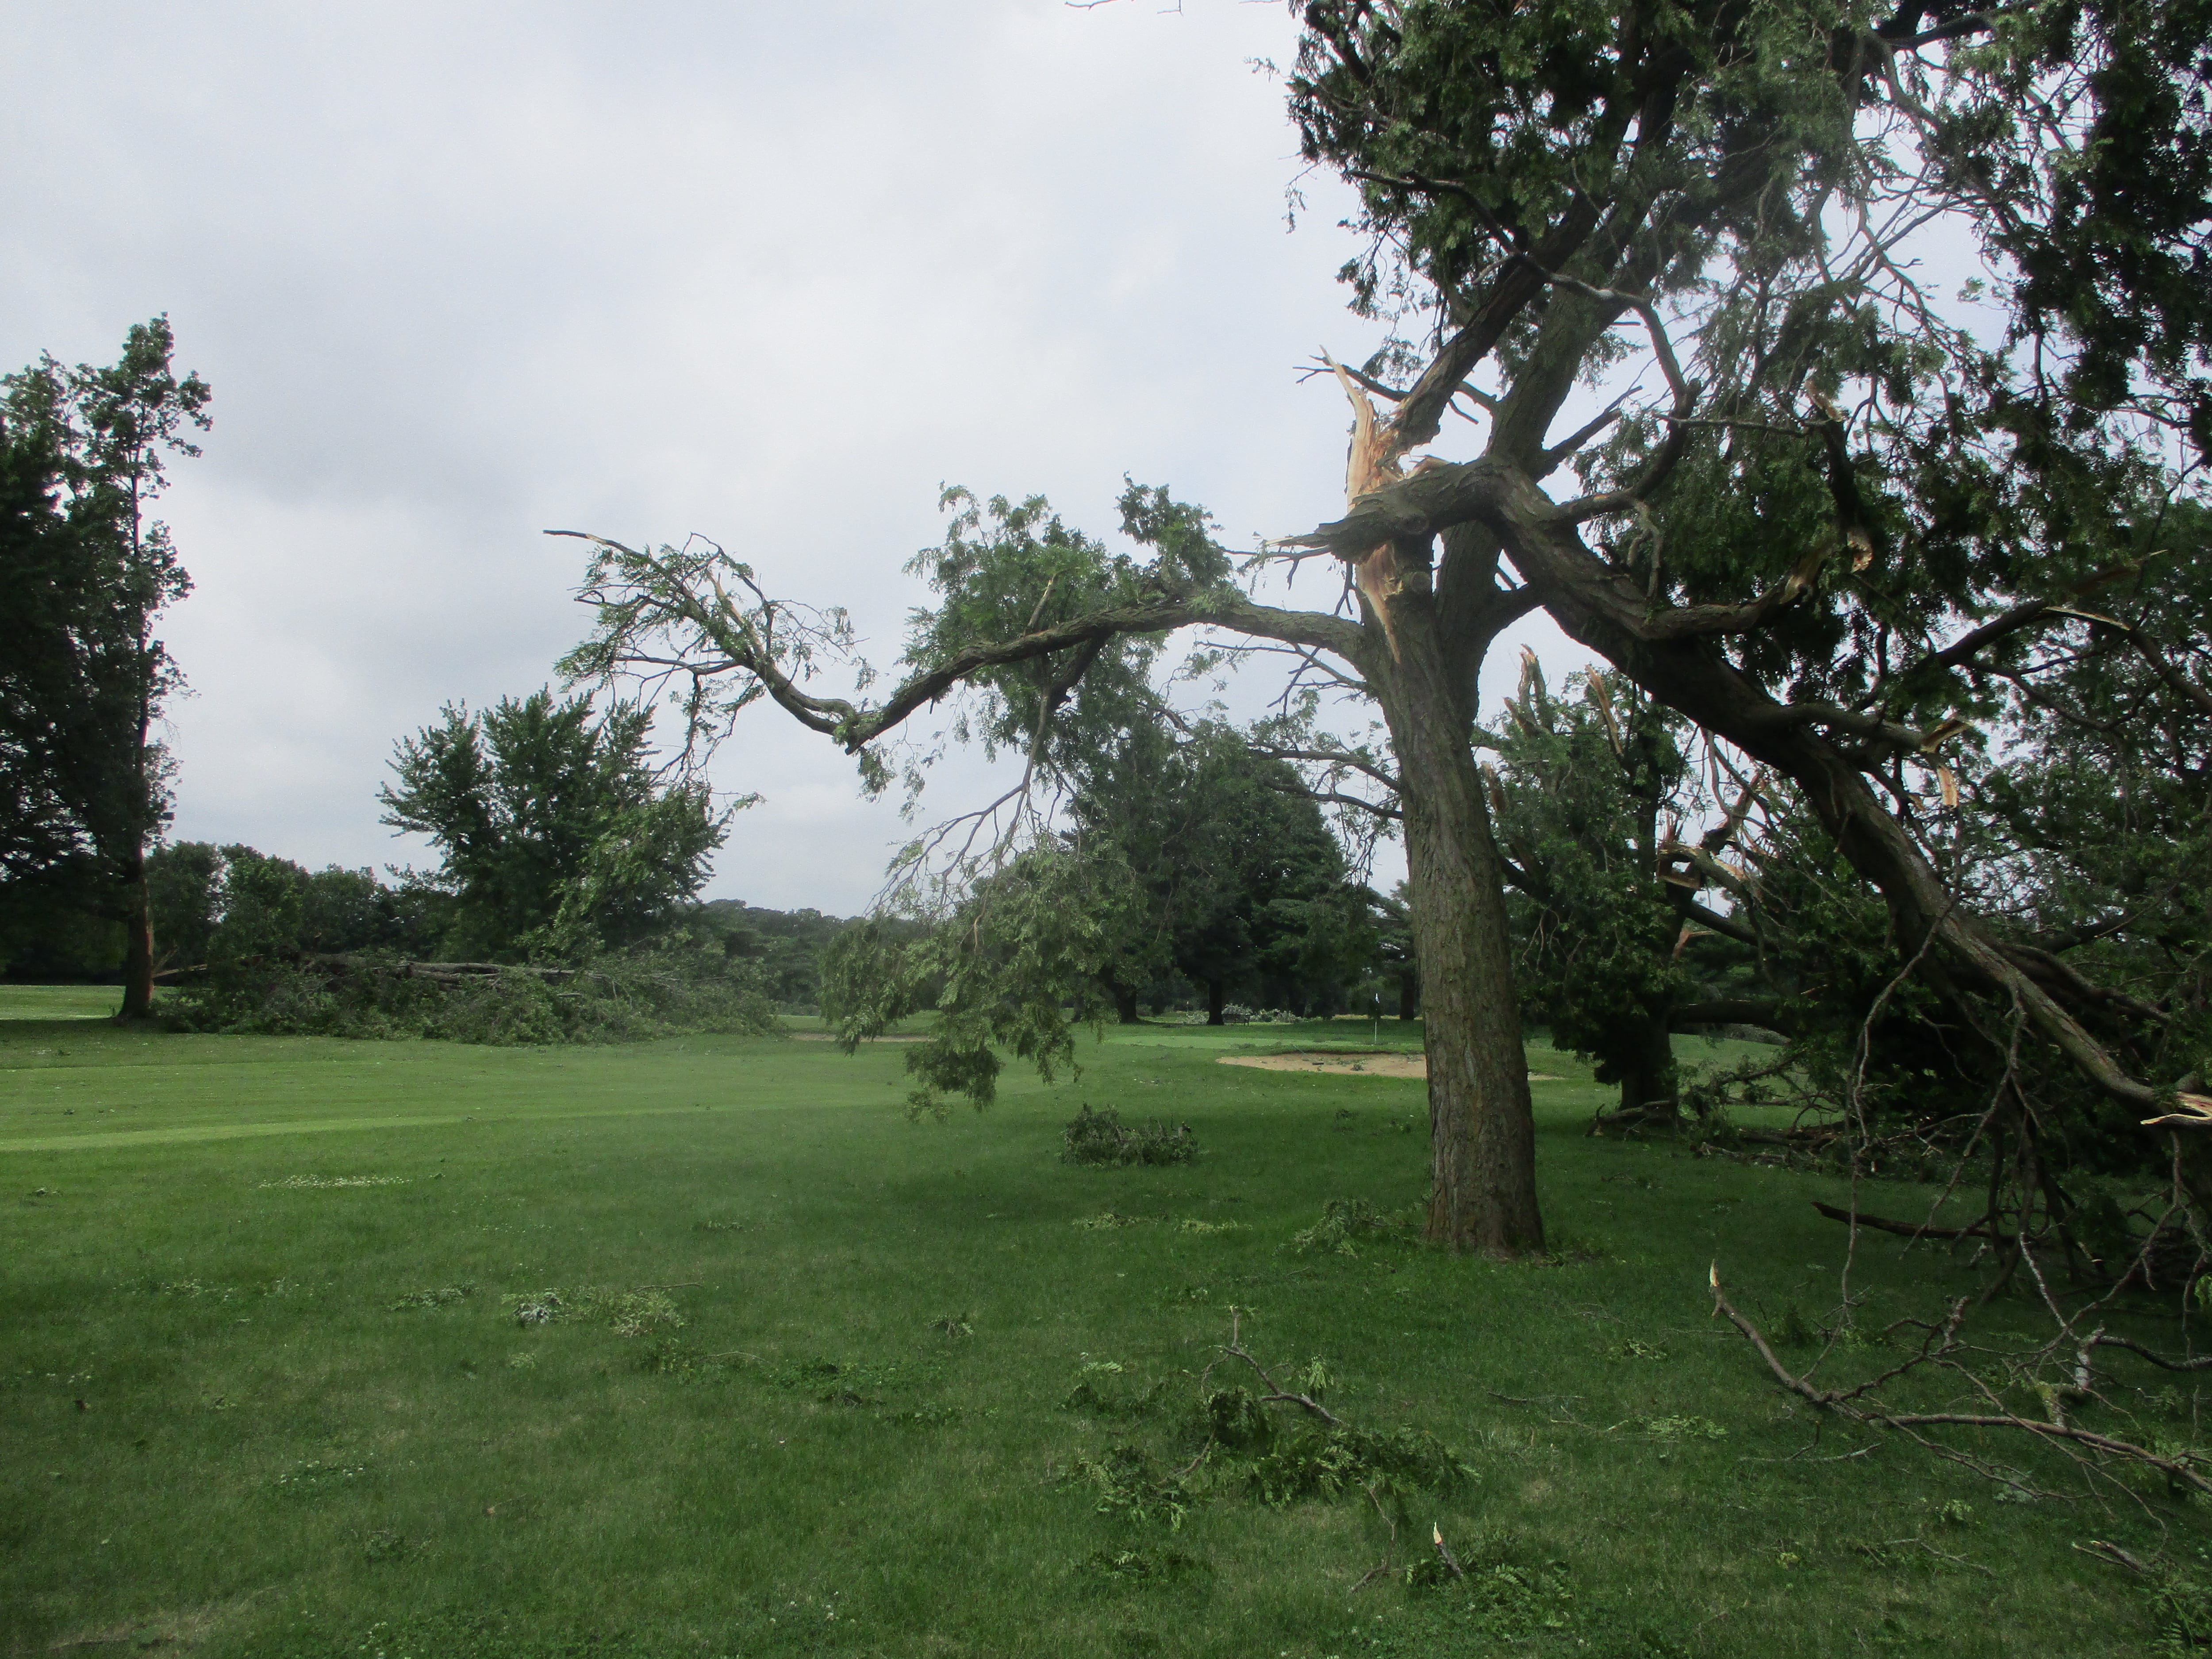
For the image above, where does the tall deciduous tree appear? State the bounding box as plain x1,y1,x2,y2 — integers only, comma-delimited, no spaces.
377,689,732,962
1278,0,2210,1181
1073,720,1372,1023
560,0,2208,1248
0,318,210,1018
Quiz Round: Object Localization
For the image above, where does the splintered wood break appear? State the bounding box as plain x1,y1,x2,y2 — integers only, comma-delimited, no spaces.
1325,354,1414,654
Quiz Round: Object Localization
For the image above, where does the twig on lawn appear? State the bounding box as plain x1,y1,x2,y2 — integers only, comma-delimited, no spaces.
1217,1307,1344,1425
2075,1538,2153,1575
1351,1481,1401,1590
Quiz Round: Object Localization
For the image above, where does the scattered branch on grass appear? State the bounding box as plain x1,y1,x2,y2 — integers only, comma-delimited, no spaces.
1061,1104,1198,1167
1350,1482,1402,1591
2076,1538,2154,1575
1206,1307,1344,1426
1809,1200,2010,1245
1709,1266,2212,1496
2085,1334,2212,1374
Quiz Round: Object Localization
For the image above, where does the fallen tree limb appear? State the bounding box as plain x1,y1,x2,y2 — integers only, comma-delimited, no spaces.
1809,1200,2009,1244
2087,1333,2212,1374
1709,1265,2212,1495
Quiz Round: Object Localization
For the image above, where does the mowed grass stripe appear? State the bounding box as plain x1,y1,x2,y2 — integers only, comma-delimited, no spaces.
0,1101,776,1152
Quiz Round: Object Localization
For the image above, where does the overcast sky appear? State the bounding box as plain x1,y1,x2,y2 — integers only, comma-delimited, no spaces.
3,0,1594,914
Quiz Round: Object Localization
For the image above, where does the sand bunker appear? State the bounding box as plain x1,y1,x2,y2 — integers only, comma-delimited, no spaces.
1218,1051,1562,1081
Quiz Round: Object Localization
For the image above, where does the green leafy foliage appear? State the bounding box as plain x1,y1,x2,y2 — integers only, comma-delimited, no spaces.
0,318,209,1011
378,688,732,962
1289,1196,1410,1256
1072,720,1375,1022
1061,1104,1198,1167
822,841,1143,1117
1065,1444,1198,1532
1244,1423,1469,1509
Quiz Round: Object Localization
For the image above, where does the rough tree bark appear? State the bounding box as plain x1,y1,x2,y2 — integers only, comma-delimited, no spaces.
116,856,155,1020
1104,977,1142,1025
1608,1015,1680,1124
1367,553,1544,1252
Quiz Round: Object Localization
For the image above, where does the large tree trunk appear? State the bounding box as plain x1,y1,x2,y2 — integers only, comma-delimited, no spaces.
1375,575,1544,1255
1398,964,1420,1020
1205,977,1226,1026
1609,1017,1678,1123
1104,977,1141,1025
117,852,155,1020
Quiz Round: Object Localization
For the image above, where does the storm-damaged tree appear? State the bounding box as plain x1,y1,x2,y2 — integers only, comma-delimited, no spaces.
557,0,2207,1251
1275,1,2211,1183
0,319,210,1019
1253,651,1788,1123
560,463,1547,1252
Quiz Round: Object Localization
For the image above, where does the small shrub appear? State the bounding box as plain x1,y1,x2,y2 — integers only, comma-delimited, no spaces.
1063,1104,1198,1167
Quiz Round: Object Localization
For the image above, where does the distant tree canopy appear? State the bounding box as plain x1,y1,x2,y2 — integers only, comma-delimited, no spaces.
0,318,209,1016
145,842,445,976
377,689,732,963
1074,721,1373,1023
695,900,857,1010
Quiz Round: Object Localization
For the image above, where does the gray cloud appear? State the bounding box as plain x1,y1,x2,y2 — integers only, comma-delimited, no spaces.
3,0,1596,913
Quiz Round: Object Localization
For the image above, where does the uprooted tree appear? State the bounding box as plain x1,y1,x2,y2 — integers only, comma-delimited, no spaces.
557,0,2207,1256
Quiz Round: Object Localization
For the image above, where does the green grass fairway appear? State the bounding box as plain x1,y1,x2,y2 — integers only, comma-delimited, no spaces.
0,983,124,1021
0,1017,2189,1656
